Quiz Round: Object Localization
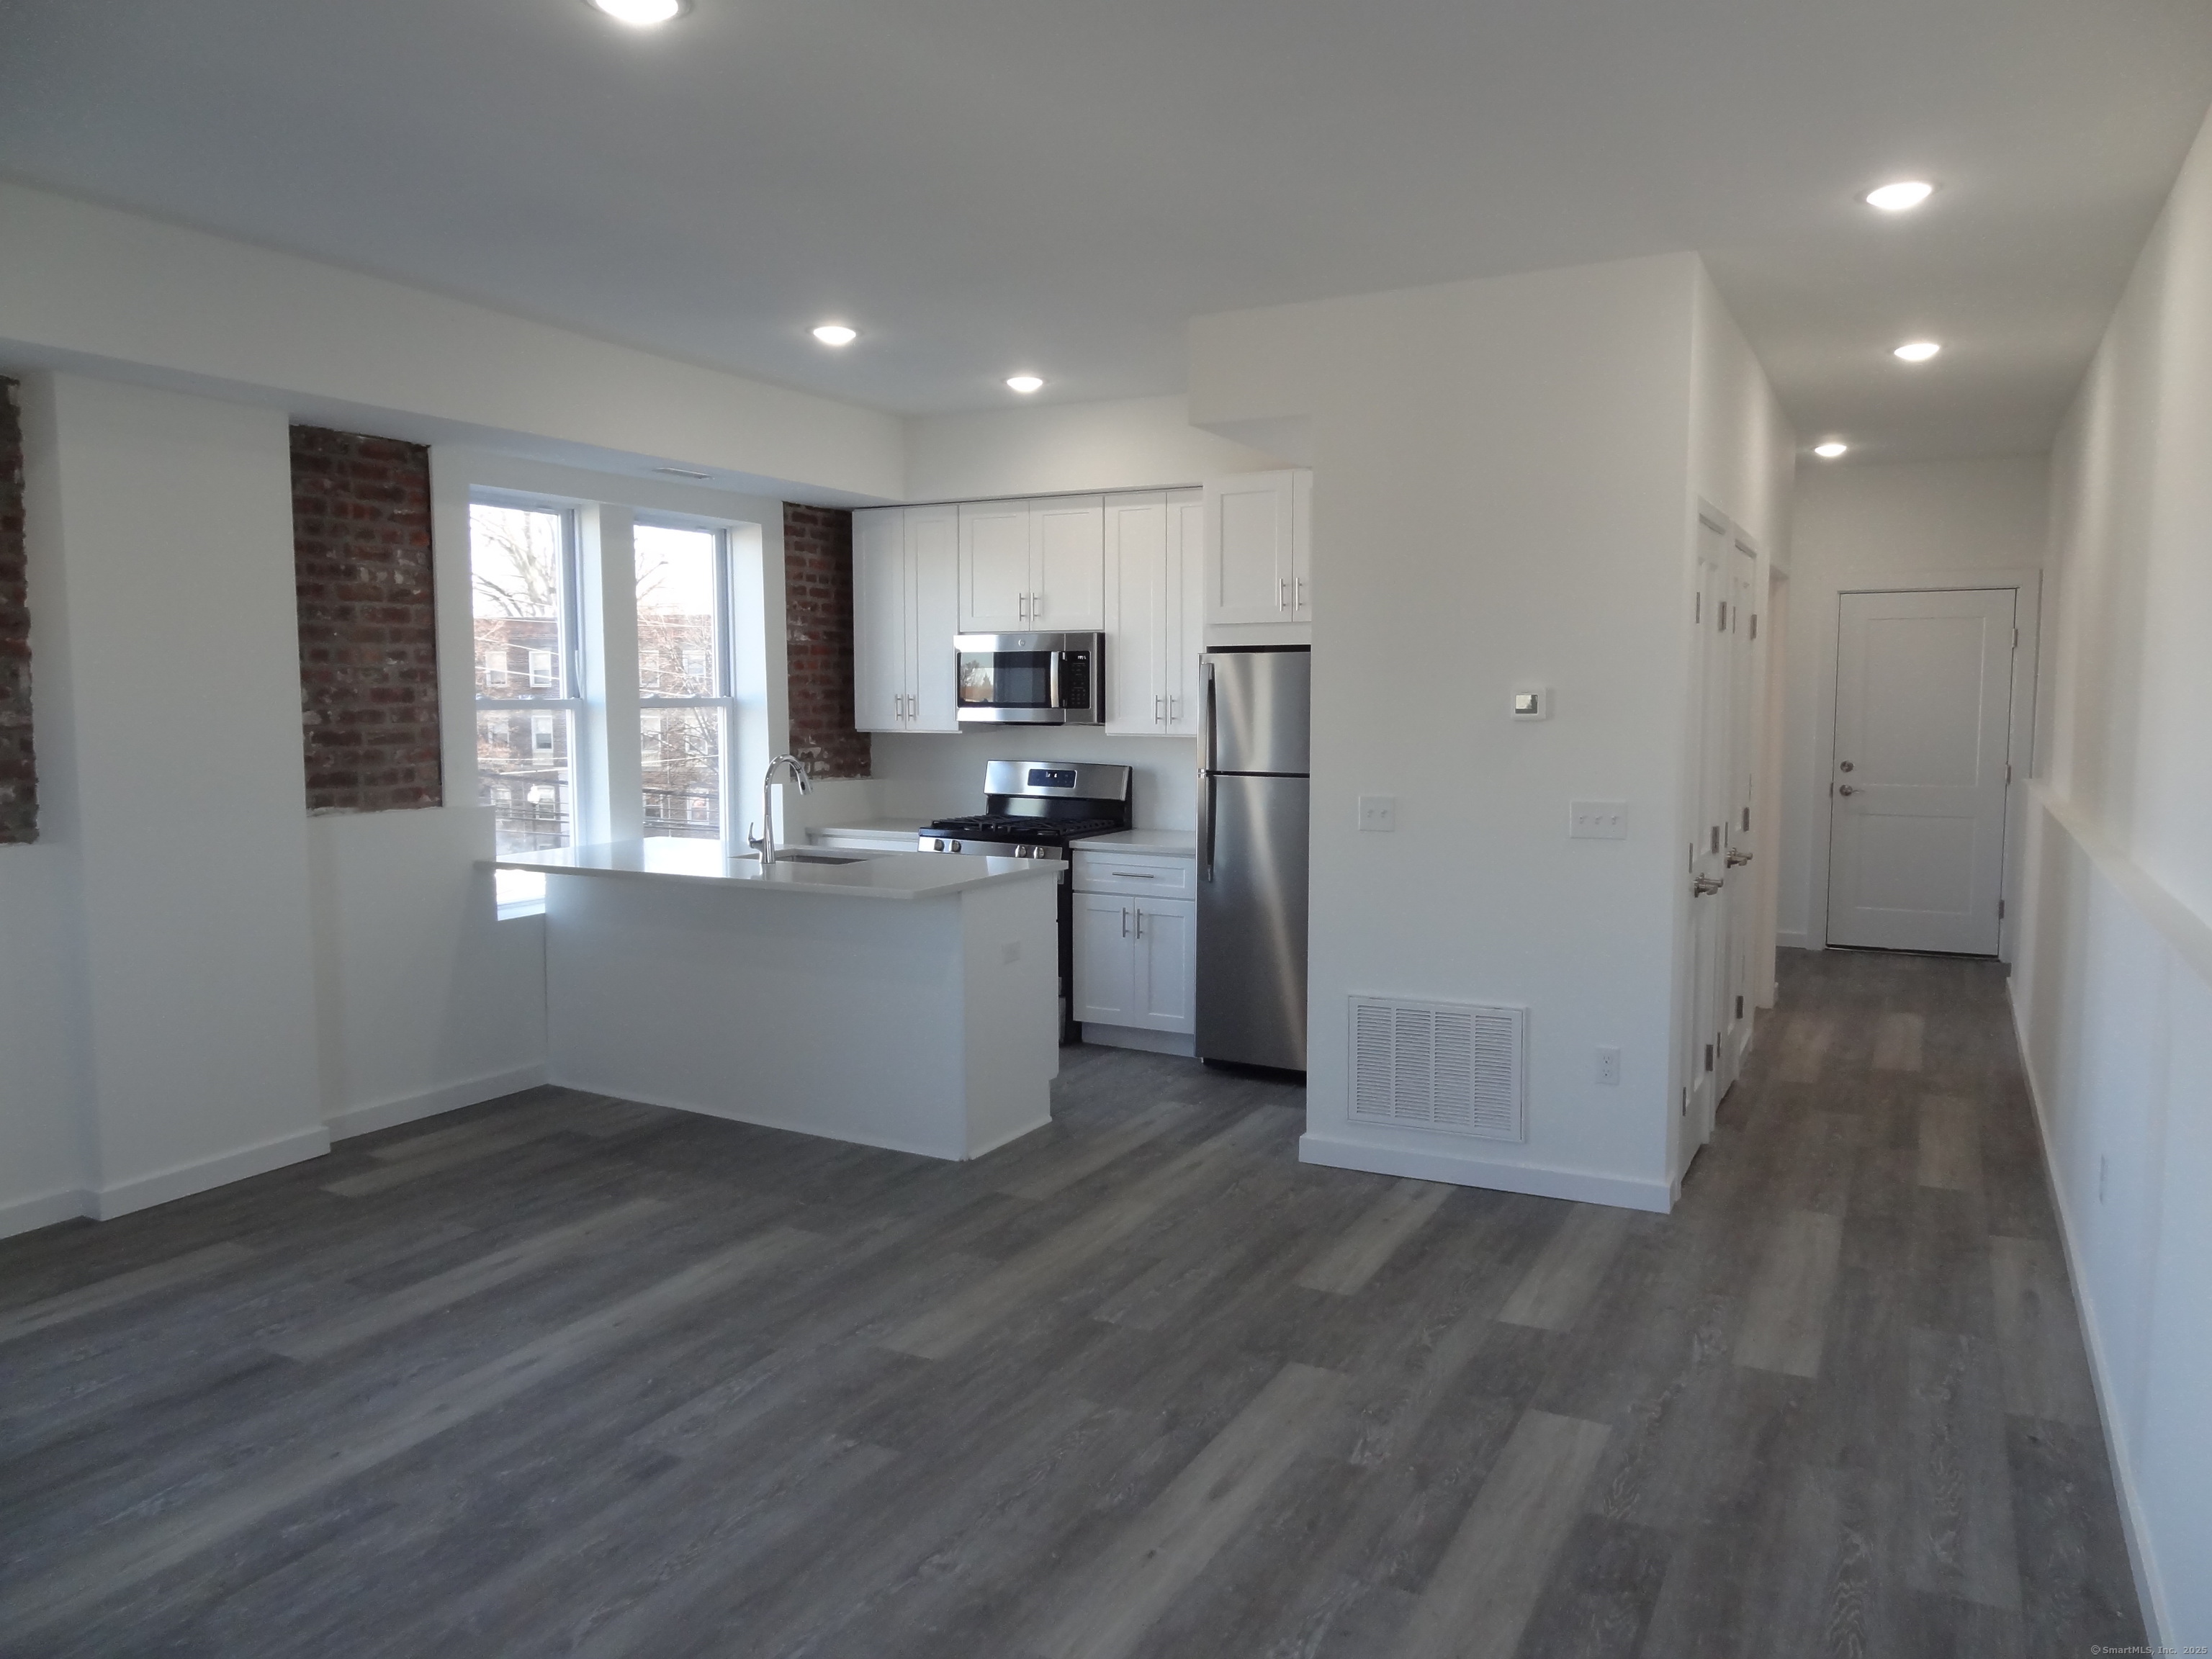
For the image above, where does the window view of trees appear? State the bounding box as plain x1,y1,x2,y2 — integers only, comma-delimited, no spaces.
635,525,725,840
472,505,573,853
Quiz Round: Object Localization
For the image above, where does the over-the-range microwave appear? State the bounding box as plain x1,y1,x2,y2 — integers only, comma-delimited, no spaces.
954,632,1103,725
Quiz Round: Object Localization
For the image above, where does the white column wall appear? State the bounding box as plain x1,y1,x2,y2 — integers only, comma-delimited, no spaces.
1192,253,1712,1210
21,373,326,1214
2016,99,2212,1649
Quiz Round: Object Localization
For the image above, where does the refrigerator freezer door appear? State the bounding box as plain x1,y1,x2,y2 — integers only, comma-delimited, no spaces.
1196,773,1310,1070
1206,650,1311,775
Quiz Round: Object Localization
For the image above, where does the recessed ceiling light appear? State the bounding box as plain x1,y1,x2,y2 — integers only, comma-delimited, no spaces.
1006,374,1044,395
811,324,858,346
1813,441,1848,459
1864,180,1936,212
586,0,688,26
1894,340,1941,362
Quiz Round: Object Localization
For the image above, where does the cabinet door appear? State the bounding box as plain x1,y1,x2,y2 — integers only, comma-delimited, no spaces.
906,504,961,731
1290,467,1313,622
851,508,909,732
1133,898,1196,1032
1164,490,1205,734
958,500,1032,632
1103,492,1167,733
1205,471,1295,625
1032,495,1105,630
1072,890,1138,1025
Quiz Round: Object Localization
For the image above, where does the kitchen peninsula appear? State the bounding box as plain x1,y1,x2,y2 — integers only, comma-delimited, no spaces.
495,839,1063,1160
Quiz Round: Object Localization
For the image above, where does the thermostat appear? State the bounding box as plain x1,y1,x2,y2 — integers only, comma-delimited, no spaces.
1511,686,1551,721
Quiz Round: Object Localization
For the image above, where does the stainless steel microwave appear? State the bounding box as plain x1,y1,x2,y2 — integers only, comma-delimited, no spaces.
954,632,1103,725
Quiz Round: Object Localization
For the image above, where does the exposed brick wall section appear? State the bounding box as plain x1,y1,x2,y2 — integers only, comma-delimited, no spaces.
0,379,32,843
291,426,444,813
783,503,869,781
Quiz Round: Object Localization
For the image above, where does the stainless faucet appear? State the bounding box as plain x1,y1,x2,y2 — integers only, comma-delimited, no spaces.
749,753,811,864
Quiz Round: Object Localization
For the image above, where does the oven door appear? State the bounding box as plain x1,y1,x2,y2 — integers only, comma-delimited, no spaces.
955,634,1100,725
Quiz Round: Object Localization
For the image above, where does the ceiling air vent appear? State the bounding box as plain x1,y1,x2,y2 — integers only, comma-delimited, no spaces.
1350,996,1525,1141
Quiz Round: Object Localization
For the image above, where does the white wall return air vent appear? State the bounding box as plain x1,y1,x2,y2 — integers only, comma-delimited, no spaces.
1349,996,1526,1141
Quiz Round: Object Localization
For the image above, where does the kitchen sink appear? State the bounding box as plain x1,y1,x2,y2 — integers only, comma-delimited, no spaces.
738,849,871,866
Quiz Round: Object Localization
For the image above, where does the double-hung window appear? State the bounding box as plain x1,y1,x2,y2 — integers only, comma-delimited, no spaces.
471,503,582,879
634,522,736,840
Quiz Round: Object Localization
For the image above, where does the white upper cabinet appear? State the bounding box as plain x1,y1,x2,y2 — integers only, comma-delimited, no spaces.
1104,492,1167,734
1202,469,1312,642
1032,495,1105,629
905,505,960,731
853,504,959,733
957,496,1104,633
1105,488,1205,735
852,508,908,734
958,500,1031,633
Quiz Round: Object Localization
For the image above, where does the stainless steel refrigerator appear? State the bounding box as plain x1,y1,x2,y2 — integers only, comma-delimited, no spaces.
1196,647,1310,1071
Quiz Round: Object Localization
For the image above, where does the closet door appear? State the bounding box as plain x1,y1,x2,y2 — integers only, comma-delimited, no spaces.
906,504,962,732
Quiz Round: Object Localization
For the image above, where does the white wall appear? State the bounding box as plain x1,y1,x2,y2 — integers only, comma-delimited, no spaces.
1776,456,2049,948
17,374,327,1217
0,180,902,503
906,395,1282,502
871,730,1198,832
1192,253,1723,1211
2015,99,2212,1648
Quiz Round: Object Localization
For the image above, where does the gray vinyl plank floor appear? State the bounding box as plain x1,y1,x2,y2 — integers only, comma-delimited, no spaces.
0,950,2144,1657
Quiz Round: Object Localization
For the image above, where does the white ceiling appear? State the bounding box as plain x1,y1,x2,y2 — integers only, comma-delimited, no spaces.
3,0,2209,461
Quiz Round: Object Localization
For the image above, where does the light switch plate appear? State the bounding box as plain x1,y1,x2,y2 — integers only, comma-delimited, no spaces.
1358,795,1398,832
1570,801,1629,840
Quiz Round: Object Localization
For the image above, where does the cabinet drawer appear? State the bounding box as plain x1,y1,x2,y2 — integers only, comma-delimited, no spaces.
1071,850,1194,898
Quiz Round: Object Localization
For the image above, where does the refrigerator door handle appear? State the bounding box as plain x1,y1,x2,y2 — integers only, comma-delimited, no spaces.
1198,660,1218,882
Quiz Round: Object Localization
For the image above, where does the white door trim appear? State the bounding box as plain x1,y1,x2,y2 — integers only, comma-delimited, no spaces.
1807,566,2041,961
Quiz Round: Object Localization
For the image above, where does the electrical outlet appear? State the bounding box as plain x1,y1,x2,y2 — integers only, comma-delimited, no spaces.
1570,801,1629,840
1595,1046,1622,1086
1358,795,1398,832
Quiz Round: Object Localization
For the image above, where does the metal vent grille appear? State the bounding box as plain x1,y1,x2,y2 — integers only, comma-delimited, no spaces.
1349,997,1525,1140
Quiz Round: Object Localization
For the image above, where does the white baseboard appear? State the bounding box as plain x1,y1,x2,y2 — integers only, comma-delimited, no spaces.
326,1063,550,1142
1776,930,1816,951
2008,982,2170,1647
89,1125,333,1222
1081,1023,1197,1056
0,1186,92,1241
1298,1132,1673,1213
966,1112,1055,1160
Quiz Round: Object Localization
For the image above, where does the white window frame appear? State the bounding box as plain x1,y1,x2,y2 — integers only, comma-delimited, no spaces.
634,518,740,841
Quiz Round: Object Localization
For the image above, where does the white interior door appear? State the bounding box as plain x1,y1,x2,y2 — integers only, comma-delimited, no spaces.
906,504,961,732
1683,520,1732,1149
1719,541,1758,1089
1827,588,2015,954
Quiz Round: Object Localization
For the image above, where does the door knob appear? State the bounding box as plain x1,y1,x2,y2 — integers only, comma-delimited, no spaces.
1726,850,1753,867
1838,784,1859,796
1839,761,1854,772
1693,876,1724,896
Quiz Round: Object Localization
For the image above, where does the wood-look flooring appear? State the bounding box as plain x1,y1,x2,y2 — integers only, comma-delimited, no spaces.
0,950,2143,1656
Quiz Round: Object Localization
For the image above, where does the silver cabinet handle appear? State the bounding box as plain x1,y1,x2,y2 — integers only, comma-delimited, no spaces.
1030,591,1043,620
1280,577,1290,611
1693,876,1723,896
1168,694,1179,722
1111,871,1158,879
1296,577,1307,610
1134,907,1144,938
1121,905,1130,938
1155,694,1165,724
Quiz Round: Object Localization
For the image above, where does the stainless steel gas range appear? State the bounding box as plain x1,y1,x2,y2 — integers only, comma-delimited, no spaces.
918,760,1134,1040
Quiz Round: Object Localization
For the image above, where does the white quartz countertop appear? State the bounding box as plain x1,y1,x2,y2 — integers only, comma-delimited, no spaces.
1070,828,1199,857
810,819,927,839
493,840,1061,900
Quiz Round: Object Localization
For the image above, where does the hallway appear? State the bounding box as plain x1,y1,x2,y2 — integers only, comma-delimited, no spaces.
0,953,2142,1656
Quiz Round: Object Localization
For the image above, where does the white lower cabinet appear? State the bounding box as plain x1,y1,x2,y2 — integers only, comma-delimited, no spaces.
1073,887,1196,1034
